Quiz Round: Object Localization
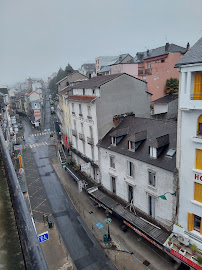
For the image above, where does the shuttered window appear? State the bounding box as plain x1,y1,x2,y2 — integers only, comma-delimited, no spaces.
196,149,202,170
198,115,202,135
194,183,202,203
188,213,194,231
194,73,202,100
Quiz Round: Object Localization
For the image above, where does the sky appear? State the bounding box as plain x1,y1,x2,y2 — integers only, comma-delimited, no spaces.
0,0,202,86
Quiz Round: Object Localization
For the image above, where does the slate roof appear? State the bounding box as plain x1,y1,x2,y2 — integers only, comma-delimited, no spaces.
98,116,177,172
175,37,202,67
99,66,111,73
67,95,96,102
71,73,123,89
153,93,178,104
134,43,187,63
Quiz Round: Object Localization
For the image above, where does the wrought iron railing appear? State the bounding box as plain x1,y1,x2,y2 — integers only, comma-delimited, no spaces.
79,133,85,141
87,137,94,145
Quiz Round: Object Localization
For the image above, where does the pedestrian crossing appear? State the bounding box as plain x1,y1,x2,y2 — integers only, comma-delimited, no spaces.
29,131,54,137
22,141,51,149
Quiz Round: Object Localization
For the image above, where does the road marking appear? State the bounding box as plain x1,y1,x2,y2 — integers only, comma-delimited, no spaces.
34,199,47,210
30,187,43,197
33,209,52,216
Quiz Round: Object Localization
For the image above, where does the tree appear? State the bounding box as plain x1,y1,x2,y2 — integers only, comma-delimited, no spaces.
65,63,74,76
165,78,179,94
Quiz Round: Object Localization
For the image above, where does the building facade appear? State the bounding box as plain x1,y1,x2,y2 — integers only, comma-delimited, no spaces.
98,116,177,230
175,37,202,249
68,73,151,182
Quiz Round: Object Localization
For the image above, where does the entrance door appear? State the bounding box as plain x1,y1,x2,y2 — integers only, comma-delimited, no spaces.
148,195,155,218
111,177,116,194
128,185,133,203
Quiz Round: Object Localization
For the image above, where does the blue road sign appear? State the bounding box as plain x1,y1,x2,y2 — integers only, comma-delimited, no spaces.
96,222,104,229
38,231,49,243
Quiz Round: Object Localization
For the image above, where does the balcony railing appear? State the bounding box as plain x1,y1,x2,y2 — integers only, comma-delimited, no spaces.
190,94,202,100
87,137,94,145
87,115,92,119
79,133,85,141
72,130,77,137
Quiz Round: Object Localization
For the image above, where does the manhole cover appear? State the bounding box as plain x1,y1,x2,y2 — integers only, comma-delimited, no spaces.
143,260,150,266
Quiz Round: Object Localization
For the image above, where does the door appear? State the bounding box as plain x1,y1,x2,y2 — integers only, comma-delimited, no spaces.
148,195,155,218
128,185,133,203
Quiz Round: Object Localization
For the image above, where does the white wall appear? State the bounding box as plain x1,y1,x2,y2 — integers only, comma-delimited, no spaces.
99,147,176,229
153,103,168,115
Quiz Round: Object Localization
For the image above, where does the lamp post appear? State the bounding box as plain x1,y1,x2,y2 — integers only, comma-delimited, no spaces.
159,192,176,200
105,209,112,242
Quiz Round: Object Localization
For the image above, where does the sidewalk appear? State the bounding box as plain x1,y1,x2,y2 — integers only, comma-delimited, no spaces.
52,157,177,270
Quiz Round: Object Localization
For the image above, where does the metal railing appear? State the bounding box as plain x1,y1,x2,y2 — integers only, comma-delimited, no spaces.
79,133,85,141
190,94,202,100
87,137,94,145
72,129,77,137
0,126,48,270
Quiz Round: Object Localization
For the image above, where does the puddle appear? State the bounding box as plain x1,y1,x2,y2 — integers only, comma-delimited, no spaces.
0,152,25,270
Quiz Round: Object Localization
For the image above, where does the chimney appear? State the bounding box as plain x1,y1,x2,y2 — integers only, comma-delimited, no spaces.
165,42,170,51
147,49,149,56
186,42,190,50
113,113,135,127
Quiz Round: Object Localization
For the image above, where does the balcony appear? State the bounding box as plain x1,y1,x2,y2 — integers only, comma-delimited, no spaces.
72,130,77,137
87,115,92,120
190,94,202,100
79,133,85,141
145,68,152,75
87,137,94,145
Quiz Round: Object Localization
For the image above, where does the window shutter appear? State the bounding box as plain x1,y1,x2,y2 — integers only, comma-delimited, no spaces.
194,73,202,100
194,183,202,203
196,149,202,170
188,213,194,231
201,218,202,235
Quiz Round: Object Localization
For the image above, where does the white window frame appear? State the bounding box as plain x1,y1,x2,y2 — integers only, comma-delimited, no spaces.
127,161,134,177
149,146,157,159
111,136,116,146
148,171,156,187
128,141,135,152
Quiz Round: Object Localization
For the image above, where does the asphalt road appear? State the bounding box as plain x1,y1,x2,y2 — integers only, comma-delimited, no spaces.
22,91,116,270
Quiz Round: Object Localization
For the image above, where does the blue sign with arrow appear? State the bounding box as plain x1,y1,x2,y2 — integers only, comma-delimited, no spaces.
38,231,49,243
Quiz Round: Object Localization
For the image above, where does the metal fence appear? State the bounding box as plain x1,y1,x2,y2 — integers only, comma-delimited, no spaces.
0,125,48,270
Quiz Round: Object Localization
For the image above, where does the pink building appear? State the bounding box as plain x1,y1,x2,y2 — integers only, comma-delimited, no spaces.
135,43,188,101
110,54,138,77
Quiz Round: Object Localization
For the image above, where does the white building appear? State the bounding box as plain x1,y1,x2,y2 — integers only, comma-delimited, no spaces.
68,73,151,182
98,115,177,230
175,37,202,249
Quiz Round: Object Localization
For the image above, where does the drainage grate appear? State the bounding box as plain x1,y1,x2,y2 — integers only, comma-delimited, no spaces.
143,260,150,266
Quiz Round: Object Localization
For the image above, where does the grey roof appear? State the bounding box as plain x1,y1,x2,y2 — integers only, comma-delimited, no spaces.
99,66,111,73
109,127,129,137
153,93,178,104
134,43,187,63
81,63,95,70
175,37,202,67
98,116,177,172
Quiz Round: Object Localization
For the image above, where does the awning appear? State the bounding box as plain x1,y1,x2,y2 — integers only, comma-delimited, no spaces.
65,166,80,182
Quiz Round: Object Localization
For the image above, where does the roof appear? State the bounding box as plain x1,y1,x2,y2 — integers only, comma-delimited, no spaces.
56,71,87,85
67,95,96,102
98,116,177,172
81,63,96,70
134,43,187,63
153,93,178,104
175,37,202,67
27,91,40,96
71,73,146,90
111,54,134,65
99,66,111,73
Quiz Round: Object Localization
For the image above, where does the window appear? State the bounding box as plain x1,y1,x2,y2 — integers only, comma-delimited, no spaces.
147,62,151,68
127,161,134,177
194,73,202,100
72,103,75,114
188,213,202,234
111,176,116,193
166,149,176,158
161,59,165,63
110,156,115,168
194,215,201,232
83,89,85,95
198,115,202,135
79,104,82,115
149,171,156,186
149,147,157,159
128,185,133,203
93,90,95,95
81,123,84,134
83,141,85,155
87,105,91,118
143,76,146,81
194,183,202,203
111,137,116,146
128,141,135,152
148,195,155,218
196,149,202,170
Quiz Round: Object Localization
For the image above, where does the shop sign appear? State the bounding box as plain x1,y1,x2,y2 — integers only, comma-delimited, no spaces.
195,173,202,182
90,197,112,214
81,163,91,171
123,220,163,250
171,249,202,270
18,154,23,168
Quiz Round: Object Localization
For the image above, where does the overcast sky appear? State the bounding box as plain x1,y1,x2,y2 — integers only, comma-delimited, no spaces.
1,0,202,86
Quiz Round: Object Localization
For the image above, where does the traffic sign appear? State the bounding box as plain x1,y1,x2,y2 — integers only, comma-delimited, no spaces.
105,218,112,224
38,231,49,243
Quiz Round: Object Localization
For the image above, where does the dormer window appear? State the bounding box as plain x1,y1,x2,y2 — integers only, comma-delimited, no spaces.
128,130,147,152
128,141,135,152
110,127,129,146
149,134,169,159
111,136,116,145
149,147,157,159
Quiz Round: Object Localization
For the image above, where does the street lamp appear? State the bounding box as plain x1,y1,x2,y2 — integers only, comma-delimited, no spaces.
159,192,176,200
105,209,112,242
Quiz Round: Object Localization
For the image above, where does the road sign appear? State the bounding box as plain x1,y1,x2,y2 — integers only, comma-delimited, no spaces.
14,145,22,150
81,162,91,171
38,231,49,243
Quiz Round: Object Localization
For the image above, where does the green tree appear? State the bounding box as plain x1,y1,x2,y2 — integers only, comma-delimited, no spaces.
65,63,74,75
165,78,179,94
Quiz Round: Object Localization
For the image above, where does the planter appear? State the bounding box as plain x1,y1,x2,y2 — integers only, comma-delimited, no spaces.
179,248,186,256
191,256,198,263
167,243,173,249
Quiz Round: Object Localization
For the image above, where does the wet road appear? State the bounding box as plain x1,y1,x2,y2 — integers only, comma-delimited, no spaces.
22,91,116,270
